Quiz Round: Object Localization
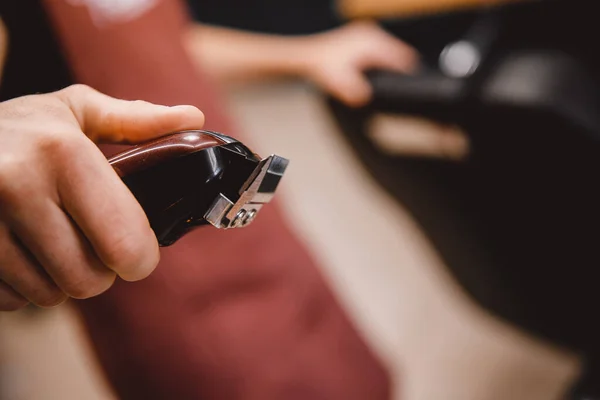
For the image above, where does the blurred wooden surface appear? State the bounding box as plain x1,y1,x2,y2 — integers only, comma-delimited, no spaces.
0,17,7,83
336,0,527,19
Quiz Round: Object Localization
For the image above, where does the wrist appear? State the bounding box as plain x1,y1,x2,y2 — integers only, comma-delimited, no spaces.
284,35,320,79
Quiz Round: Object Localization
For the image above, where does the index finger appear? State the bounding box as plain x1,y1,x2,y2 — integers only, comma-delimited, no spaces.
55,134,160,282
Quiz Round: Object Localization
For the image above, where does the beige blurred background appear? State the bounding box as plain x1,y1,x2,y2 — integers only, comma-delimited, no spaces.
0,79,582,400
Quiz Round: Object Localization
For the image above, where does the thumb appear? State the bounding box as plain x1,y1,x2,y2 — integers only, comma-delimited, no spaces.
55,84,205,144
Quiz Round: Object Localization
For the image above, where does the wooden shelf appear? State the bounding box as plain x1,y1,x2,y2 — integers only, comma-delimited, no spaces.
337,0,528,19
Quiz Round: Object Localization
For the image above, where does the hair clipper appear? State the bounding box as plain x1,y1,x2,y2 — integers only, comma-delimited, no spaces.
108,130,288,246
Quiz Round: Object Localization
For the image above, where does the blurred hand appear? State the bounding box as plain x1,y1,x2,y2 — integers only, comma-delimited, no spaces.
300,21,419,107
0,84,205,311
186,21,417,107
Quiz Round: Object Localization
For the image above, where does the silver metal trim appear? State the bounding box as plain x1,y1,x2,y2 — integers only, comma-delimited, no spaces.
204,193,235,228
203,154,289,229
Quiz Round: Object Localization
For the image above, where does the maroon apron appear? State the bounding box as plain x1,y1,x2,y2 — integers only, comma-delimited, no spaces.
41,1,391,398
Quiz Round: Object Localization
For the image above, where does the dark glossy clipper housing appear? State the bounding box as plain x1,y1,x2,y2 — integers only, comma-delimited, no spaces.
108,130,289,246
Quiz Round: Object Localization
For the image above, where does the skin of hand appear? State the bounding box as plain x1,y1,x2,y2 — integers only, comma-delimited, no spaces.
186,21,418,108
297,21,419,107
0,84,205,311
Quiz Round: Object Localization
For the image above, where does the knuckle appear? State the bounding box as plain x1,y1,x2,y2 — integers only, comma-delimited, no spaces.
0,155,31,203
62,272,116,300
0,155,22,184
36,130,67,154
37,130,82,158
0,142,77,203
61,84,94,99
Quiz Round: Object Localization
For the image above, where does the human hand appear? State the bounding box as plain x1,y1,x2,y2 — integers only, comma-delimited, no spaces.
0,84,205,311
299,21,419,107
